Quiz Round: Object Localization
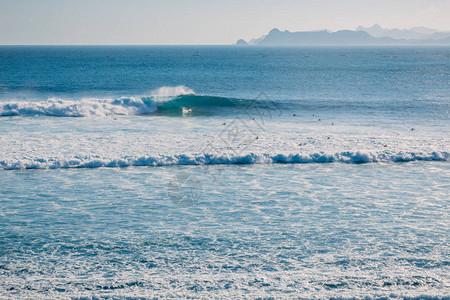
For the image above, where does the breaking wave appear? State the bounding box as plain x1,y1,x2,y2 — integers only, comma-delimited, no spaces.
1,151,447,170
0,85,260,117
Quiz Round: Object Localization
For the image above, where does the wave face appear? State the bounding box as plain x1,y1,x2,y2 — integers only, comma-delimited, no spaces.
1,151,447,170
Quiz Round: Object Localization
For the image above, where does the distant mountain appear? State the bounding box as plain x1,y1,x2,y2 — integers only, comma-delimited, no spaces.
248,34,267,45
256,28,394,45
356,24,450,41
422,32,450,41
236,27,450,46
356,24,438,39
409,26,439,36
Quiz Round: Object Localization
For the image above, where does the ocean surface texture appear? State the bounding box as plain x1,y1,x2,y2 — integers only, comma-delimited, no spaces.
0,46,449,298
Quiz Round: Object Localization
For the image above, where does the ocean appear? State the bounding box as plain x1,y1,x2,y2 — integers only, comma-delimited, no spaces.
0,45,449,298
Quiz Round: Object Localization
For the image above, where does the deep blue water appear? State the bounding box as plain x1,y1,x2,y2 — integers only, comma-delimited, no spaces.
0,46,449,298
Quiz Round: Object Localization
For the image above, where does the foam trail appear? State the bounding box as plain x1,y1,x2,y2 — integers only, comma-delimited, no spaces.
1,151,447,170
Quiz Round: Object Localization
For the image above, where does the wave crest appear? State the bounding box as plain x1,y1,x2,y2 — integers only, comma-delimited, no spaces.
0,97,157,117
1,151,447,170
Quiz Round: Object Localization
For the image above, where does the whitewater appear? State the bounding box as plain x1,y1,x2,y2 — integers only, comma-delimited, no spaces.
0,46,449,299
0,86,195,117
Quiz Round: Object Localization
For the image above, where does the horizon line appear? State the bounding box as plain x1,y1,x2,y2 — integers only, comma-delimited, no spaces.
1,44,450,47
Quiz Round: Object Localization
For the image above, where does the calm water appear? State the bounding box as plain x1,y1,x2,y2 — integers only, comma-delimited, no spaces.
0,46,449,298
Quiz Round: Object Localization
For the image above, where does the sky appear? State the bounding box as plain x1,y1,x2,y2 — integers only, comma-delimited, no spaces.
1,0,450,45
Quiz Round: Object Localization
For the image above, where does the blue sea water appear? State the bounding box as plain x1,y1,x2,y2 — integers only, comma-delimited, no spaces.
0,46,449,298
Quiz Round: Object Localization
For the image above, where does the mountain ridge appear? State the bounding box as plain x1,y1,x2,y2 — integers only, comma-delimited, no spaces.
237,25,450,46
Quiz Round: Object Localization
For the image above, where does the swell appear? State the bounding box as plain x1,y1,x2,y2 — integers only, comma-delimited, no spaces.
1,151,448,170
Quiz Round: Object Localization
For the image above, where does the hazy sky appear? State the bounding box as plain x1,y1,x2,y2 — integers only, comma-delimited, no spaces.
1,0,449,45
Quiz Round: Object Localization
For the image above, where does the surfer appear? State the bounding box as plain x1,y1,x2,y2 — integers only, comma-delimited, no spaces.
182,106,192,114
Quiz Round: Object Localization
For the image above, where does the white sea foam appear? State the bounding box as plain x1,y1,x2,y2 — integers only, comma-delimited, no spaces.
0,85,194,117
150,85,195,99
1,97,157,117
0,151,447,170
